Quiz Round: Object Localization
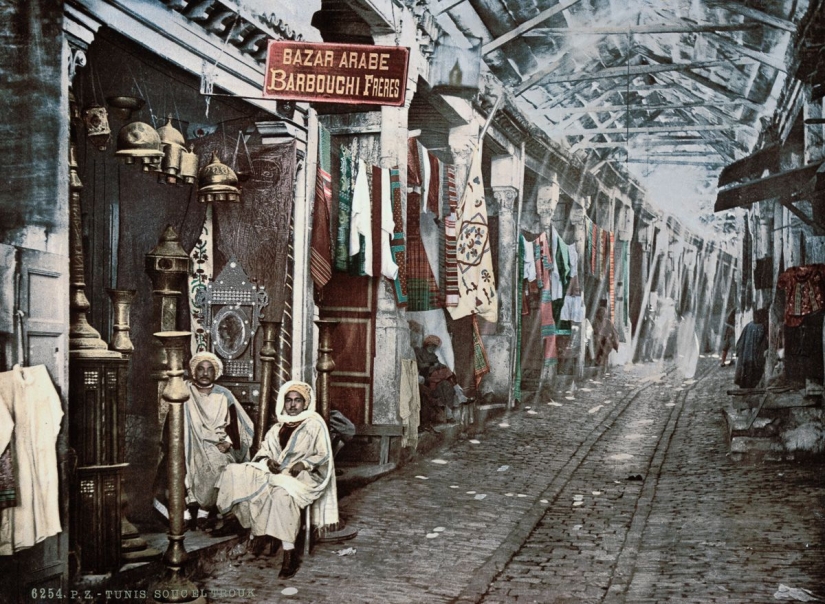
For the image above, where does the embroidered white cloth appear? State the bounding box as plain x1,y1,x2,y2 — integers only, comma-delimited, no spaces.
448,147,498,322
0,365,63,555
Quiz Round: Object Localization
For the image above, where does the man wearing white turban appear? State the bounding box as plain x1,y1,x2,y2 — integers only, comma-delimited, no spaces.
153,351,254,527
216,380,338,579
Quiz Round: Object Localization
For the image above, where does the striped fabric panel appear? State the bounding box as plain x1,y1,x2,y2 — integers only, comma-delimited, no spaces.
472,314,491,389
334,145,353,272
406,191,441,311
390,167,408,306
444,164,459,306
536,232,558,367
608,232,615,319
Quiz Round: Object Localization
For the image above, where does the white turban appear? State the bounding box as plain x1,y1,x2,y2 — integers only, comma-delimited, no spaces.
189,351,223,380
275,380,316,424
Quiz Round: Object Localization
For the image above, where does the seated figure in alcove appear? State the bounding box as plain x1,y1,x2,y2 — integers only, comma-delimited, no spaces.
153,351,254,529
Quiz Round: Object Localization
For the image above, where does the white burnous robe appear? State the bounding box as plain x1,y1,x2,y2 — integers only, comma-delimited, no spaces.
0,365,63,555
216,381,338,543
183,383,253,509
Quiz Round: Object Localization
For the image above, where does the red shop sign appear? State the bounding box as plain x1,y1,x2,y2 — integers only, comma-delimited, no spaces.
263,41,409,106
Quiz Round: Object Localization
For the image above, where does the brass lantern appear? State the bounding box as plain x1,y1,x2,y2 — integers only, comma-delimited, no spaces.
82,104,111,151
197,151,240,203
157,116,186,185
179,145,199,185
115,121,163,172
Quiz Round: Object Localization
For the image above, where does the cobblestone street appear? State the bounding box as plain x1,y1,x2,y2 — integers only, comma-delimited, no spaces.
197,358,825,603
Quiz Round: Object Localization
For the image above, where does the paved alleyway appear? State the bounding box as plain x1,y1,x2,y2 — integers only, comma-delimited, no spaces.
197,358,825,603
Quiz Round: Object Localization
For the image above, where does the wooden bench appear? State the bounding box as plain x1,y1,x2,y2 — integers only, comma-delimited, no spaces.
349,424,404,465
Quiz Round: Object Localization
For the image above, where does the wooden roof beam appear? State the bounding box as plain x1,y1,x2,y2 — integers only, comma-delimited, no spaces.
707,1,798,33
572,138,734,149
482,0,583,55
641,50,761,108
517,59,730,96
524,22,761,36
544,100,745,115
551,124,733,136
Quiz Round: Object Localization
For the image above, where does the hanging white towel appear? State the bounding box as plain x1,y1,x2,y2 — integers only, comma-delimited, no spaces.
349,159,374,276
522,238,536,282
380,167,399,280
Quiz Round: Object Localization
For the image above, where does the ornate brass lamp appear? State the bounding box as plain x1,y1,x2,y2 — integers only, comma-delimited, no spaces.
179,145,199,185
106,96,145,121
82,103,111,151
197,151,240,203
150,331,206,604
157,116,186,185
115,121,163,172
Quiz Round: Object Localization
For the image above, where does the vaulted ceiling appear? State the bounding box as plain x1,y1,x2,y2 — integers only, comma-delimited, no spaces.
428,0,824,226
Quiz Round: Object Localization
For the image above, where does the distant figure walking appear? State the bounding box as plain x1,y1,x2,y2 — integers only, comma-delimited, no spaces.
720,307,736,367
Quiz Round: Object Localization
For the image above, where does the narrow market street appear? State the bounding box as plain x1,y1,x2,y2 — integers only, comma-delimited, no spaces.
196,358,825,603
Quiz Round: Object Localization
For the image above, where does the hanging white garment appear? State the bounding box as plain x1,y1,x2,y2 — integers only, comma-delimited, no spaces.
0,365,63,555
380,167,399,280
523,238,537,282
559,295,584,322
551,227,563,300
419,211,441,283
349,158,374,276
560,245,583,322
399,359,420,449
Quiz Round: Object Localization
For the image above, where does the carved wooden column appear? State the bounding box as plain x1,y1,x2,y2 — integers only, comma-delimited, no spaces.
314,319,339,424
68,91,128,576
255,319,280,452
150,331,205,604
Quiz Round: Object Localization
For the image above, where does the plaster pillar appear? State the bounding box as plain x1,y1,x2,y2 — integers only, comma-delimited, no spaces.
481,149,522,401
536,173,560,390
369,29,416,424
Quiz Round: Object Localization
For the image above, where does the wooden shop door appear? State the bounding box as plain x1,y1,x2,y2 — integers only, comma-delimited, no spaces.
0,248,69,602
319,274,377,425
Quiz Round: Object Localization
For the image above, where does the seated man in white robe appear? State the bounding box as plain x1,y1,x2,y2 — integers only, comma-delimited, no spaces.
216,380,338,579
153,351,254,528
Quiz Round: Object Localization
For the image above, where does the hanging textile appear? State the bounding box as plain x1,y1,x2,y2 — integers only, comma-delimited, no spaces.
591,220,598,275
407,142,441,311
535,232,558,367
389,167,408,306
471,315,491,389
334,145,354,272
513,236,526,403
310,123,334,292
444,164,460,307
776,264,825,327
448,148,498,322
188,203,213,355
379,167,399,280
622,241,630,325
0,244,14,335
349,158,372,276
0,400,14,510
427,152,441,216
609,232,616,319
0,365,63,555
399,359,420,449
560,246,584,323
